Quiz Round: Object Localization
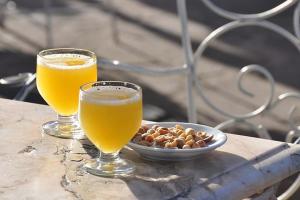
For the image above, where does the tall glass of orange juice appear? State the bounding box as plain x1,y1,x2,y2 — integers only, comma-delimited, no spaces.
79,81,142,177
36,48,97,139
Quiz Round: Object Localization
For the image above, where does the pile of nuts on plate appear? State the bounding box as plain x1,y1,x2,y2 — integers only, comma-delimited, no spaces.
131,124,214,149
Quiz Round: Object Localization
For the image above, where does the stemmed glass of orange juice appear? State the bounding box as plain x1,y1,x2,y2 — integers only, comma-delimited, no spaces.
79,81,142,177
36,48,97,139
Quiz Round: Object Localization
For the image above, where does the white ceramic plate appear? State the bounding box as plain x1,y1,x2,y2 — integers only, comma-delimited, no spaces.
128,122,227,161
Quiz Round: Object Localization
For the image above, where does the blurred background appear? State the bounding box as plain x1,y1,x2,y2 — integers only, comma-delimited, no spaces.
1,0,300,141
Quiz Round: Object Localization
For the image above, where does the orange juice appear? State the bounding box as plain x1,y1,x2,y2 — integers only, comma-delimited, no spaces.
37,54,97,116
79,86,142,153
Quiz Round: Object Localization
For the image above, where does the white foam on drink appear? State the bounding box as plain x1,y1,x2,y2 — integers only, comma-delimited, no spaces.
37,54,96,70
80,86,141,105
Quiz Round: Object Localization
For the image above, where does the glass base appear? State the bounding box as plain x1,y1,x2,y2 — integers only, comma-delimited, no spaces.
83,157,135,177
42,114,85,139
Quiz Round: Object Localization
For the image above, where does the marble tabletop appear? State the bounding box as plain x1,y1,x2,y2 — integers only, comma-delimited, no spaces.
0,98,299,200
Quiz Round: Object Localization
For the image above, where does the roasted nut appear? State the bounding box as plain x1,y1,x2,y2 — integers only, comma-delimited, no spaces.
185,139,194,146
171,132,178,137
179,133,186,139
151,131,160,138
158,127,169,135
194,135,202,142
175,124,184,130
182,144,191,149
176,129,184,135
158,129,170,135
145,135,154,142
185,135,193,142
196,140,206,147
168,135,176,141
170,140,178,147
185,128,195,136
197,131,207,138
165,140,178,148
133,124,211,149
169,130,178,136
175,138,185,148
178,136,185,140
165,142,173,148
154,135,167,143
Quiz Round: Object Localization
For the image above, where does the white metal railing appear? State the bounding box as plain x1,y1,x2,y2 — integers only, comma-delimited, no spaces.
100,0,300,140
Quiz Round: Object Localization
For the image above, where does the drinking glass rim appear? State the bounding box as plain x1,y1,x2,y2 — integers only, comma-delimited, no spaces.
37,48,97,61
80,81,142,103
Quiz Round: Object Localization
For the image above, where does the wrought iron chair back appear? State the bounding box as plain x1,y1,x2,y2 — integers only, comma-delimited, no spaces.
100,1,300,199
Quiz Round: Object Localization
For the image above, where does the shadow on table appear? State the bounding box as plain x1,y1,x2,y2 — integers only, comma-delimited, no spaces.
119,148,248,199
76,139,250,199
119,143,290,199
75,135,294,199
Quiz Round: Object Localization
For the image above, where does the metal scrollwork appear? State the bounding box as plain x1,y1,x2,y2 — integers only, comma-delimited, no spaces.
195,64,275,120
201,0,298,20
191,2,300,138
191,1,300,198
293,1,300,38
271,93,300,143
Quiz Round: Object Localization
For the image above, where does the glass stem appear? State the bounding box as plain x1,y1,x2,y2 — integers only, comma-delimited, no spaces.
99,151,120,163
57,114,77,124
56,114,81,134
53,114,83,139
